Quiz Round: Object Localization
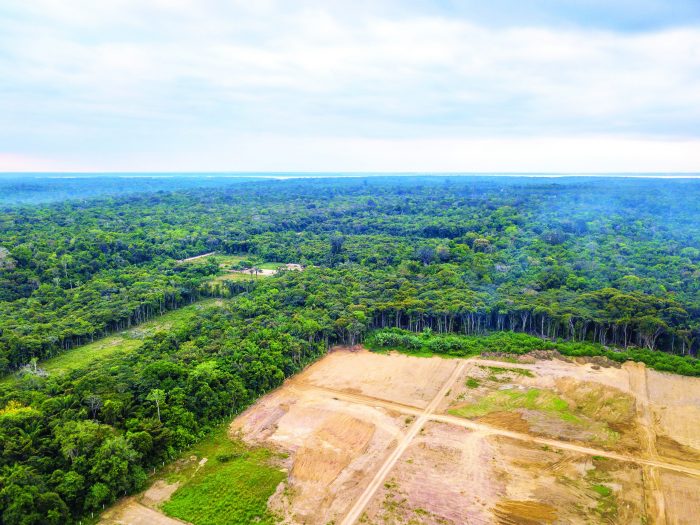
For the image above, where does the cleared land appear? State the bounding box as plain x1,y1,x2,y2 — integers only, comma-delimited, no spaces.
177,252,303,282
103,348,700,525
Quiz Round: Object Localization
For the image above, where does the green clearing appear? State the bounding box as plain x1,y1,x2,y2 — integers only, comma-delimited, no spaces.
161,427,285,525
449,388,580,424
181,253,288,272
211,272,260,283
256,262,284,270
1,299,225,386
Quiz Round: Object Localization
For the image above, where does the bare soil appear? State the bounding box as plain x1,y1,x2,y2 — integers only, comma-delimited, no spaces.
231,367,412,525
141,480,181,508
99,497,189,525
299,348,457,408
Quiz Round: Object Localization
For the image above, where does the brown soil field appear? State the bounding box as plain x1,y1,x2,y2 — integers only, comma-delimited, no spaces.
298,348,458,407
102,347,700,525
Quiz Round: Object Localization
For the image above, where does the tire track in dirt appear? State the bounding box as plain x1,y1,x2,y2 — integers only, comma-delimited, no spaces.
432,413,700,477
287,383,426,415
292,381,700,479
339,360,467,525
627,361,666,525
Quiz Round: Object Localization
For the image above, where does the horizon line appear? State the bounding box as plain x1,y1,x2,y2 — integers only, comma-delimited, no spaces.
2,171,700,178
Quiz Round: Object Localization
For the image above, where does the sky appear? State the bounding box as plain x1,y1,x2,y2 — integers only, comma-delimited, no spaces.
1,0,699,173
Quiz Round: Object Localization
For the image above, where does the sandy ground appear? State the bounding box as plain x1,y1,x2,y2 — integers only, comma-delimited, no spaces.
299,348,457,408
231,387,405,524
362,423,647,525
646,369,700,453
99,472,184,524
101,347,700,525
659,471,700,525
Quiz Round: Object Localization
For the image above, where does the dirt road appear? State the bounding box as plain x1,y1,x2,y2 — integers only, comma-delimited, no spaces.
294,380,700,479
339,361,467,525
627,362,667,524
176,252,216,263
99,498,189,525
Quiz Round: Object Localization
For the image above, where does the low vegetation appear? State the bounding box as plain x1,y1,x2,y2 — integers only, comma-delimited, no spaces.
161,428,285,525
481,365,535,378
450,388,580,424
367,328,700,376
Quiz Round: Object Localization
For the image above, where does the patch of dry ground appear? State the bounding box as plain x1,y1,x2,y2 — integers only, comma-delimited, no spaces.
102,347,700,525
141,480,181,508
646,369,700,468
231,367,415,525
362,423,646,525
299,348,457,408
99,496,188,525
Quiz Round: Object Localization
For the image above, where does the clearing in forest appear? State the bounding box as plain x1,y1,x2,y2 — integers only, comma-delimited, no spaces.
0,299,226,387
176,252,303,279
102,347,700,525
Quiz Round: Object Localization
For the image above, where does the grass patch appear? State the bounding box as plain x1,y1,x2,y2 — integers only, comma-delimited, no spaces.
161,427,285,525
586,466,618,519
211,272,261,283
591,484,612,497
466,378,480,389
449,388,580,424
256,262,284,270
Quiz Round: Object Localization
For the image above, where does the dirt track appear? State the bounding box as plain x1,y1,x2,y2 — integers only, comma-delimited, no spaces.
292,381,700,477
100,497,188,525
627,362,666,524
339,361,467,525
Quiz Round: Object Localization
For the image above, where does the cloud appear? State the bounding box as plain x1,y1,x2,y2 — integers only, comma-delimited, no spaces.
0,1,698,171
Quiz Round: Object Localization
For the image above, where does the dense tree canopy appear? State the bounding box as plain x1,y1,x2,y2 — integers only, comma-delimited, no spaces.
1,175,700,523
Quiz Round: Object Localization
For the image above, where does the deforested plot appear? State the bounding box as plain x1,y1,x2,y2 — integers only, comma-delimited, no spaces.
362,424,647,525
99,348,700,525
646,369,700,468
299,348,458,408
231,374,411,524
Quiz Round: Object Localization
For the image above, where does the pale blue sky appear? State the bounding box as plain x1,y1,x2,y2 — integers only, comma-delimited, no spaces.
1,1,699,172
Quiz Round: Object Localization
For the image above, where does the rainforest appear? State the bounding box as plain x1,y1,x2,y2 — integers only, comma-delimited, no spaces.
1,175,699,524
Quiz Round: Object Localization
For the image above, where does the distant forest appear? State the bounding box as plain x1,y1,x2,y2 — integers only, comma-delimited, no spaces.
1,176,700,523
1,176,699,369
